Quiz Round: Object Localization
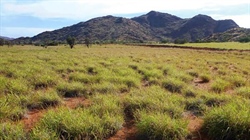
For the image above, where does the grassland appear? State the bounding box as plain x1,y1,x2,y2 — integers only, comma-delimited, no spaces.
175,42,250,50
0,44,249,139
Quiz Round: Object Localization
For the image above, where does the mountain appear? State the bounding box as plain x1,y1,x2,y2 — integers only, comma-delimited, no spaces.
13,11,239,44
203,28,250,42
0,36,14,40
132,11,239,41
22,16,155,44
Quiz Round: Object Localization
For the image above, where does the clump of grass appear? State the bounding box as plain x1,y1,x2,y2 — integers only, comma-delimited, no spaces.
183,88,197,98
228,75,246,88
138,68,163,81
173,71,193,83
162,78,185,93
33,94,123,139
30,74,58,90
30,127,58,139
0,122,26,139
57,82,88,97
136,111,189,140
128,64,138,70
235,87,250,98
0,76,8,95
162,65,174,76
0,94,28,121
69,72,102,84
187,70,199,77
211,79,230,93
91,82,117,94
5,79,29,95
124,86,185,119
202,101,250,140
86,66,98,75
108,76,140,89
199,74,211,83
26,90,61,110
185,98,206,116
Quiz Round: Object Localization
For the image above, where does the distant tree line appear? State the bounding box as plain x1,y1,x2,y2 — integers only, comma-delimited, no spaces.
0,38,13,47
238,36,250,43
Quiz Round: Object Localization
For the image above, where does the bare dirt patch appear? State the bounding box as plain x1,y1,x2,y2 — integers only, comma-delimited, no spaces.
63,97,91,109
108,120,137,140
21,97,91,131
21,109,46,131
193,78,211,90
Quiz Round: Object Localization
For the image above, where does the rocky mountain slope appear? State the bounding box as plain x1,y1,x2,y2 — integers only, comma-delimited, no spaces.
14,11,240,44
203,28,250,42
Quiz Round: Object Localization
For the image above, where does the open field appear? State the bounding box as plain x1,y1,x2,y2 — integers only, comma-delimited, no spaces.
174,42,250,50
0,44,249,139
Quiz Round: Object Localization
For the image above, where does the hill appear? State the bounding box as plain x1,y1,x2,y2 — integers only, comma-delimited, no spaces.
13,11,239,44
203,28,250,42
0,36,14,40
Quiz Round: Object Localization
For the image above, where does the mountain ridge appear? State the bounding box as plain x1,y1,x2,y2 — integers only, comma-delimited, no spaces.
13,11,241,44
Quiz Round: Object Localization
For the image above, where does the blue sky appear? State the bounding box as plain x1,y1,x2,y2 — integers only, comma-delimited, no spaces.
0,0,249,38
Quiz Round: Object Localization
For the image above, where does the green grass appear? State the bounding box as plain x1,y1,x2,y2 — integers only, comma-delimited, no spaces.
0,44,249,139
0,122,26,139
175,42,250,50
32,94,123,139
136,111,189,140
202,100,250,139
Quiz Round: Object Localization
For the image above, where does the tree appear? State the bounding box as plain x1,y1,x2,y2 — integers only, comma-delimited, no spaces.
85,37,91,48
0,38,4,46
66,36,75,49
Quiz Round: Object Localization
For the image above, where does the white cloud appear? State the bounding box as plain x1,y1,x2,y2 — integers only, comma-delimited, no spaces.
1,0,249,20
211,14,250,28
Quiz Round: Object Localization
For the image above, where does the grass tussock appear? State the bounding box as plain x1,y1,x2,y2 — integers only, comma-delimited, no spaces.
162,78,185,93
32,94,123,139
136,111,189,140
0,123,26,139
26,90,61,110
57,82,88,97
202,100,250,140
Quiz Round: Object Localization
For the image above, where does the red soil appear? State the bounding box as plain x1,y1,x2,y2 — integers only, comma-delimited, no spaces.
63,97,91,109
108,120,137,140
21,109,46,131
193,78,210,90
21,97,90,131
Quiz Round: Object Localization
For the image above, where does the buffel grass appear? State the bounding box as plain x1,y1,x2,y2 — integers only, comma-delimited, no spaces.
0,44,249,139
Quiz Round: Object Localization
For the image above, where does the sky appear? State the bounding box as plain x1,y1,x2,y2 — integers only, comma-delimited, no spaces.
0,0,249,38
